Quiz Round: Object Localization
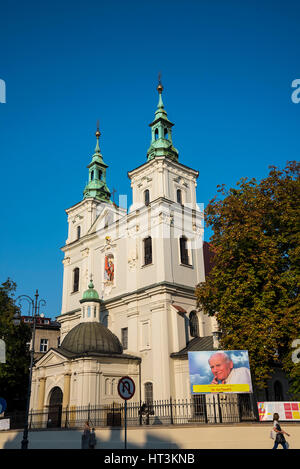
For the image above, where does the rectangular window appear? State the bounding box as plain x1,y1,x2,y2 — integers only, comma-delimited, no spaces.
144,237,152,265
177,189,182,204
180,236,190,265
141,321,150,349
144,189,150,206
40,339,48,353
144,382,153,404
73,267,80,292
121,327,128,350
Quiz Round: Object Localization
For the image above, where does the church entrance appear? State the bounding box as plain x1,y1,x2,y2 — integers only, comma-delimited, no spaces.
47,387,63,428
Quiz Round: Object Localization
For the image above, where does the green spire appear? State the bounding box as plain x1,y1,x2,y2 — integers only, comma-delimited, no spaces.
147,76,179,162
83,123,112,203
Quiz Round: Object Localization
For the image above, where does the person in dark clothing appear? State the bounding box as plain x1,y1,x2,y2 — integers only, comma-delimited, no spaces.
89,428,96,449
272,413,290,449
81,421,91,449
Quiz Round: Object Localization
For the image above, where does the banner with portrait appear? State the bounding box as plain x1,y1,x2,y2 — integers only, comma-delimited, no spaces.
257,401,300,421
188,350,253,394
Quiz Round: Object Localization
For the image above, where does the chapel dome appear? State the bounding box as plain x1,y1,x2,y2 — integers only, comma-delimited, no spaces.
81,279,100,301
60,322,123,355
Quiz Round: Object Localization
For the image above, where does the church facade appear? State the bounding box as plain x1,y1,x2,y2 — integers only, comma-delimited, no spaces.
29,82,220,416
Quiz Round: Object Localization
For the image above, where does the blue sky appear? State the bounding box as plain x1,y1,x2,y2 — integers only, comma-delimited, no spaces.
0,1,299,318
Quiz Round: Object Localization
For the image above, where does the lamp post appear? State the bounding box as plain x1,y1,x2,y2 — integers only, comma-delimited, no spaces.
16,290,46,450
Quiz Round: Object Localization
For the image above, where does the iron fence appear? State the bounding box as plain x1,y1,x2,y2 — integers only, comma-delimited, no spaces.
3,394,256,431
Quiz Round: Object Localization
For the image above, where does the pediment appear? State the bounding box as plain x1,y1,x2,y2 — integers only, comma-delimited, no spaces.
34,348,67,368
87,204,125,235
88,207,109,234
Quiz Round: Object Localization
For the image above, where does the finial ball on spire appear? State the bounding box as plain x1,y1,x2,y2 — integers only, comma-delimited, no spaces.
157,72,163,94
95,120,101,138
157,83,163,94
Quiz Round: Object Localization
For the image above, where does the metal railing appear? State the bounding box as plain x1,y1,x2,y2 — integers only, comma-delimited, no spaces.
3,395,256,430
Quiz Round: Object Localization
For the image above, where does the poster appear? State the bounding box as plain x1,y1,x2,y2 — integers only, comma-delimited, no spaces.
0,419,10,430
257,401,300,421
188,350,253,394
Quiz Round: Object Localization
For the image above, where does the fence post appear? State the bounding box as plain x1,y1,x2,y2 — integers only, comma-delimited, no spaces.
237,395,242,422
204,396,208,423
217,394,222,423
251,393,259,421
65,405,69,428
170,397,174,425
29,410,32,429
139,401,142,426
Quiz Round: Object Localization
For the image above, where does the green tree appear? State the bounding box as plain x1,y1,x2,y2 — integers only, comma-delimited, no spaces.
0,278,31,411
196,162,300,392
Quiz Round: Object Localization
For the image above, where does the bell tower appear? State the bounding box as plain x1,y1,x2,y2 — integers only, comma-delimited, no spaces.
147,76,179,162
83,123,112,203
128,78,199,209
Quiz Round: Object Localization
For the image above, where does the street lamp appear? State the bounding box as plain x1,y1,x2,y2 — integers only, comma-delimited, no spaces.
16,290,46,450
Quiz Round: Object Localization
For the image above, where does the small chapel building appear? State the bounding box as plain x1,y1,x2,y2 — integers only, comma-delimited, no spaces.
30,82,221,418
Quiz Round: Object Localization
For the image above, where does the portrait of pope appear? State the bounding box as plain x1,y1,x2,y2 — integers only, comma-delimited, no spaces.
188,350,253,394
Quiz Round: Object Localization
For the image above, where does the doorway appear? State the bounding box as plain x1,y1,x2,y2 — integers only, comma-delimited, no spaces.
47,387,63,428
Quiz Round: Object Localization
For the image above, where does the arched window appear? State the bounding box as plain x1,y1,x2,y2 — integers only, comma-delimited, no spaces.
111,379,116,395
155,128,159,140
105,378,110,395
144,237,152,265
98,170,102,180
164,128,169,140
180,236,189,265
274,380,284,401
144,189,150,206
77,225,81,240
144,382,153,404
177,189,182,204
189,311,199,337
73,267,79,292
91,170,94,181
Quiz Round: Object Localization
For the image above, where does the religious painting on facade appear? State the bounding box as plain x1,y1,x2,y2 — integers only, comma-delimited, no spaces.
188,350,253,394
104,254,114,283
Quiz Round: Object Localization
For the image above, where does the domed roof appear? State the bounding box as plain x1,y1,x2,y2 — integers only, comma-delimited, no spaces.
60,322,123,355
81,279,100,301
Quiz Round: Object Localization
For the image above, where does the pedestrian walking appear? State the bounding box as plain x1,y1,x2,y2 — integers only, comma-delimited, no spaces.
272,413,290,449
89,427,97,449
81,421,91,449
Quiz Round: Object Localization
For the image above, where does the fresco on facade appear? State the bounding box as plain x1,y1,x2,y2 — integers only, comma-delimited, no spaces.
188,350,253,394
104,254,114,283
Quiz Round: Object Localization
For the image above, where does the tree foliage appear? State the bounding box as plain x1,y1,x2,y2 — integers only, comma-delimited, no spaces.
0,279,31,410
196,162,300,392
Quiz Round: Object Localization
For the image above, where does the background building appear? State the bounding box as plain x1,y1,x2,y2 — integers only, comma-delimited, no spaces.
21,315,60,361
